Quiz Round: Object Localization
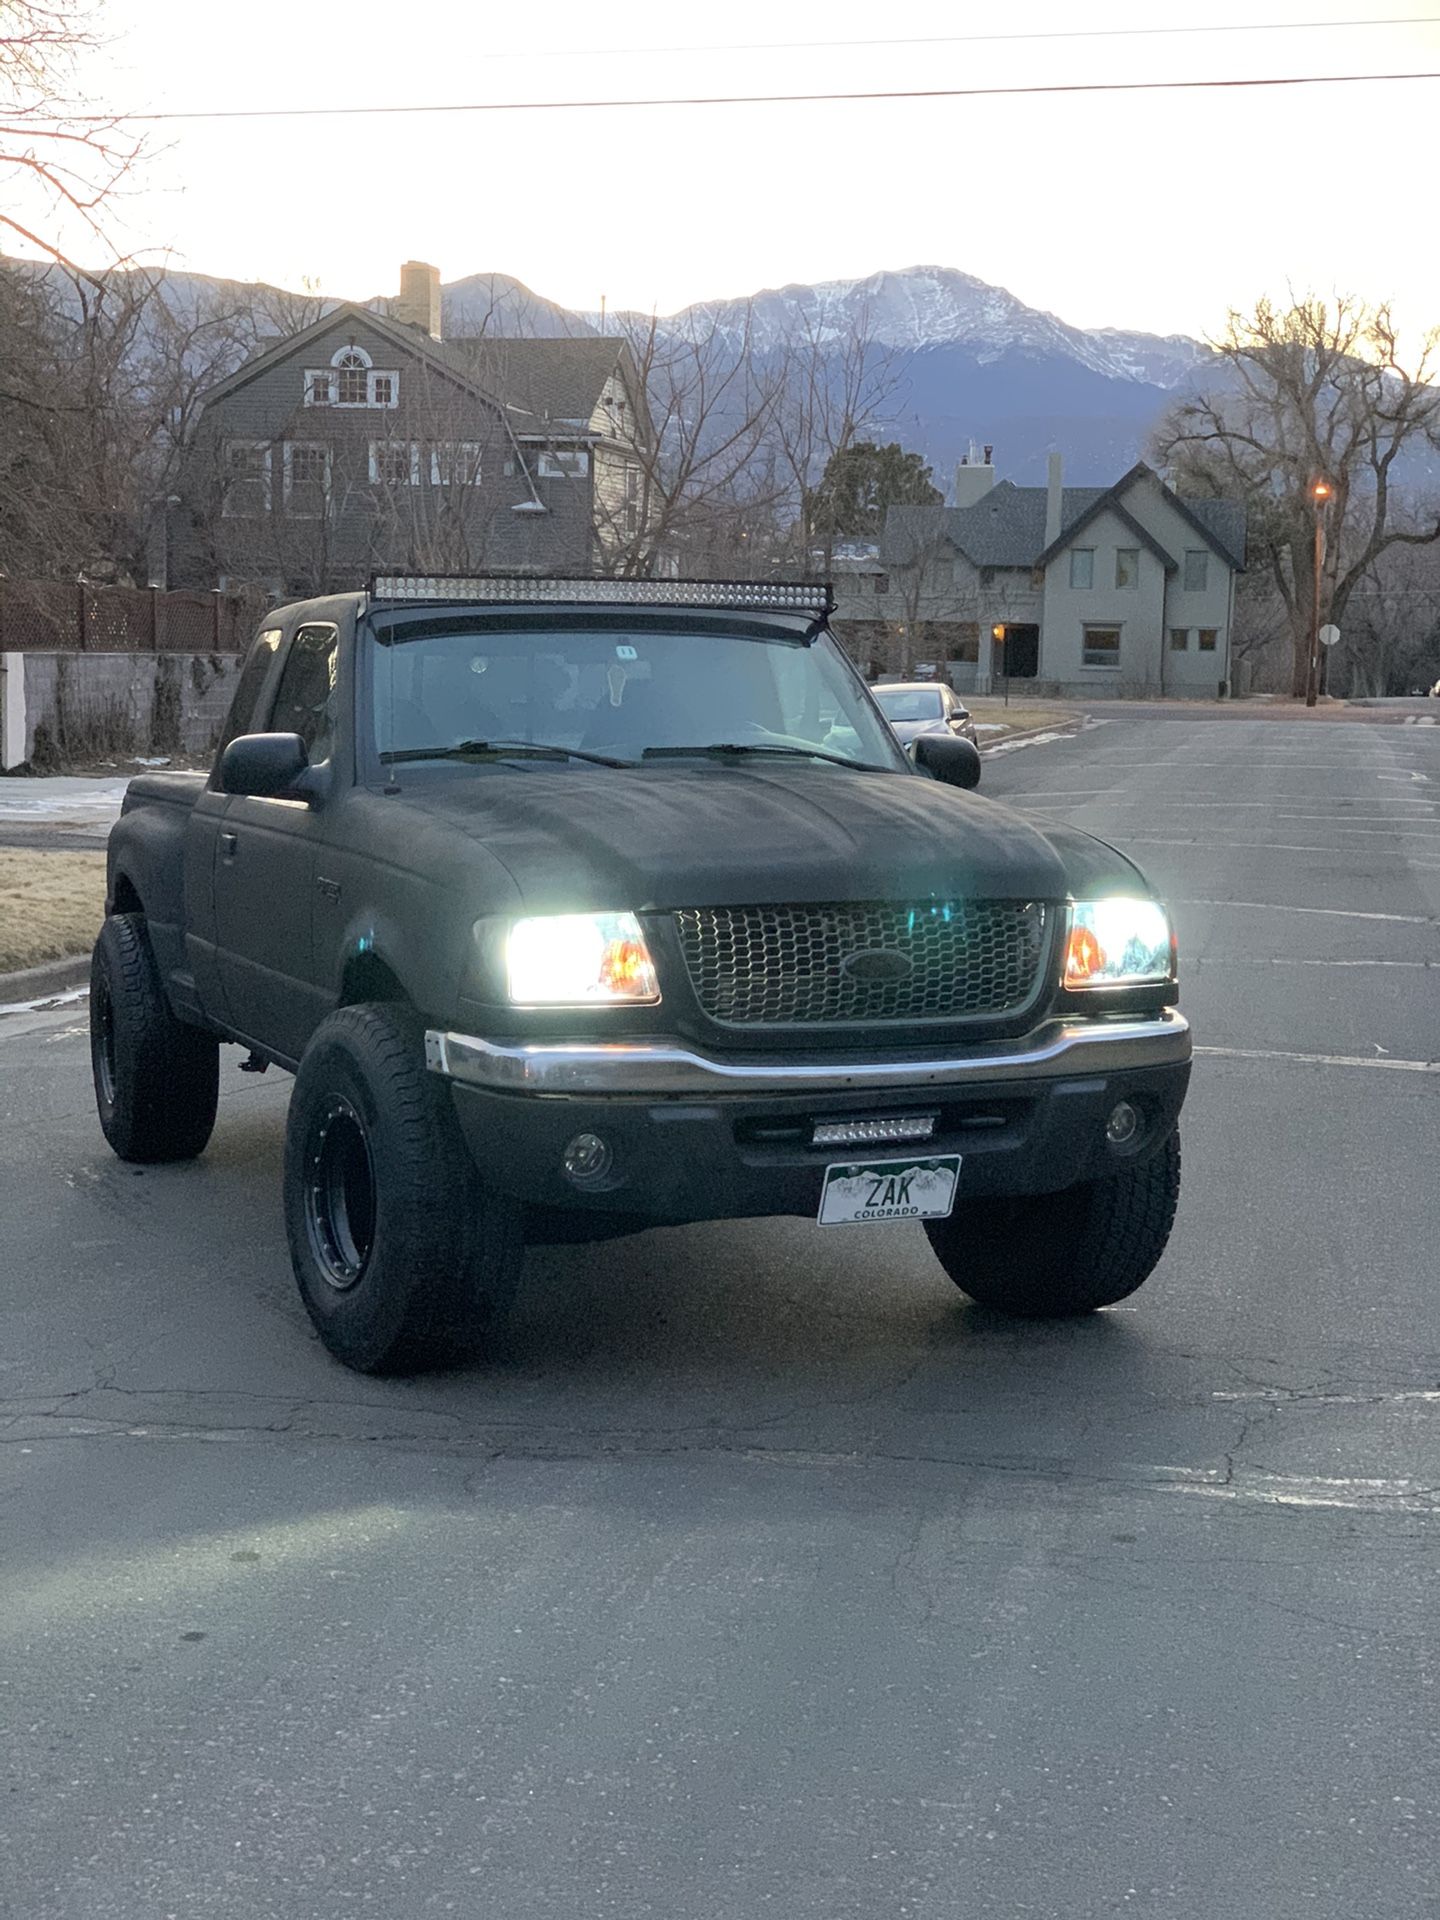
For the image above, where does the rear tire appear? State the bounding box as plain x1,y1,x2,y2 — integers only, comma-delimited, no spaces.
90,912,220,1163
283,1003,524,1374
925,1134,1181,1317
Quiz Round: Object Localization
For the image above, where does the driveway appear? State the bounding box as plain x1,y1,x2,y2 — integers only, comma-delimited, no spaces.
3,717,1437,1918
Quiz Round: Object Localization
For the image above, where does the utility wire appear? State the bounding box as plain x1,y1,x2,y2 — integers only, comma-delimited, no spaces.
335,16,1440,66
89,68,1440,124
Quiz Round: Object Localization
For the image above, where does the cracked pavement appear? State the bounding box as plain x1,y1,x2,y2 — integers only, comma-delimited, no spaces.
3,717,1438,1918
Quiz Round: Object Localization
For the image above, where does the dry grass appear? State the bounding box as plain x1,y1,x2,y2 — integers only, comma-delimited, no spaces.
0,850,106,974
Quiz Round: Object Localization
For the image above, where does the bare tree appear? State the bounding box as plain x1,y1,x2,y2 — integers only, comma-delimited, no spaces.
1155,295,1440,696
601,303,789,577
1,0,142,271
771,297,904,576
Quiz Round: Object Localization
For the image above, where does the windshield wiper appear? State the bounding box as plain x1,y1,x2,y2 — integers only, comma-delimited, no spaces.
380,739,632,769
641,742,885,772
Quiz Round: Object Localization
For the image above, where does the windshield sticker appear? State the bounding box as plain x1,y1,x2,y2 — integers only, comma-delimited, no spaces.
615,644,638,660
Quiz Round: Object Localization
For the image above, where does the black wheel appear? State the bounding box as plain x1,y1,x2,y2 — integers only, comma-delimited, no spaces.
925,1134,1181,1317
283,1003,524,1374
90,912,220,1164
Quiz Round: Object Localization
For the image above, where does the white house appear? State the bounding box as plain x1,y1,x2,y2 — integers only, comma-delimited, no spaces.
833,451,1246,698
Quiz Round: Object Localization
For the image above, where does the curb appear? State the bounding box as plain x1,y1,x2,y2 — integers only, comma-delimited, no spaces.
0,952,91,1007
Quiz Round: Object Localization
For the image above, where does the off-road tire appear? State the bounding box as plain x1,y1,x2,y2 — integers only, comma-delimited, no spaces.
283,1003,524,1374
925,1134,1181,1316
90,912,220,1163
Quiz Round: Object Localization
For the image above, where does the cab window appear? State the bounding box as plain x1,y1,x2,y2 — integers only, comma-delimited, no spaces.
271,624,340,764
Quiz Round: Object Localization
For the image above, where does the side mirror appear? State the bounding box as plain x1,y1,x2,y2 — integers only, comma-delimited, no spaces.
912,732,981,790
219,731,314,800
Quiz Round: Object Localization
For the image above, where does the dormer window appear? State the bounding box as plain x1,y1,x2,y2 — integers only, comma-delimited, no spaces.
303,344,400,409
336,349,370,406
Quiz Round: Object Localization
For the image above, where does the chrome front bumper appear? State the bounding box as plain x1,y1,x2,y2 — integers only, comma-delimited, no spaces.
425,1012,1191,1099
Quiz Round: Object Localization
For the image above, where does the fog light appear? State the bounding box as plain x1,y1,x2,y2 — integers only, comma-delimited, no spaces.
563,1131,612,1183
1106,1100,1140,1146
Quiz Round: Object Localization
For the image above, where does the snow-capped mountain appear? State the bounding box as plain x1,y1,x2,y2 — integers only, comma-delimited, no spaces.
595,265,1210,392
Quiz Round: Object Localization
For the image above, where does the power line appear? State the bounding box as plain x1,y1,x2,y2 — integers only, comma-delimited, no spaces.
357,16,1440,66
93,68,1440,125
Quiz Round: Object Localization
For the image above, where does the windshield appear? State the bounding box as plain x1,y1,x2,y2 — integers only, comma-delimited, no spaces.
874,687,944,722
368,619,907,771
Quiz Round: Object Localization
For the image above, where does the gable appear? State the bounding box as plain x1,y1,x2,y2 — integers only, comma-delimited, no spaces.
197,304,508,427
1108,464,1245,573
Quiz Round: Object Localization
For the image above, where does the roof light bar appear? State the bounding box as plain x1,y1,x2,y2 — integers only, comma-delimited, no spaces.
369,573,834,616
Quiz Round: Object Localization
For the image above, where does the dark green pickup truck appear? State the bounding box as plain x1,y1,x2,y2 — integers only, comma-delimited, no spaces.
92,576,1190,1374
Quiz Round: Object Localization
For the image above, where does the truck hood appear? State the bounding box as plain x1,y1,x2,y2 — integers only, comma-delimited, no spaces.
395,763,1076,911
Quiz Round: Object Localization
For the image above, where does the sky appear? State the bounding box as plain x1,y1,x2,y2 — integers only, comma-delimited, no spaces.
31,0,1440,344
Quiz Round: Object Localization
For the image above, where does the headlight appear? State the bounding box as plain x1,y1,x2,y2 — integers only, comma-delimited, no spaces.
506,912,660,1006
1064,897,1175,989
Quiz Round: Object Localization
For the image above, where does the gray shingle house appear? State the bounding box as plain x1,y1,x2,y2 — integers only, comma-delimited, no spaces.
833,451,1246,697
173,264,656,596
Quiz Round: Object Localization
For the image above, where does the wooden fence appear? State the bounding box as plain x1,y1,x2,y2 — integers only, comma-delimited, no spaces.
0,581,262,654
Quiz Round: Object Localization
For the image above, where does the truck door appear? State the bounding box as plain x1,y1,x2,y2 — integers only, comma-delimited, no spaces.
212,622,338,1061
185,627,285,1023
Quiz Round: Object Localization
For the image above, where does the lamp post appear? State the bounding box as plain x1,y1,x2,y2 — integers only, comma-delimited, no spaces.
148,493,182,592
992,624,1007,706
1304,479,1332,708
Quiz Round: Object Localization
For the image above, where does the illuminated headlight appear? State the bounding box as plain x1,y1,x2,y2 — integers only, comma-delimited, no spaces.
506,912,660,1006
1064,897,1175,989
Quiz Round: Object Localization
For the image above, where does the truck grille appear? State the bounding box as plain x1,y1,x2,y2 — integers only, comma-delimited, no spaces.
673,901,1051,1027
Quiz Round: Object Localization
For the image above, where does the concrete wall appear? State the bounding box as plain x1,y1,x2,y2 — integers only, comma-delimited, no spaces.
9,652,244,768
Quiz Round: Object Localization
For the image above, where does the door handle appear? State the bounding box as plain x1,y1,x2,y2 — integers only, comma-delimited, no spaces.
220,831,238,860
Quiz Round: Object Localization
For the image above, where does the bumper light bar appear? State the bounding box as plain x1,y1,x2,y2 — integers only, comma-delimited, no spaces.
812,1116,937,1149
370,573,834,616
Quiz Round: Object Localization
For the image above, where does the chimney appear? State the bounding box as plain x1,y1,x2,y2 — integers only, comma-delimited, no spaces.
953,439,997,509
395,260,442,339
1045,451,1063,548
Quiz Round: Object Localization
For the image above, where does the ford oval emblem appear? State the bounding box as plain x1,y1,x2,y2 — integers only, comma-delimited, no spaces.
841,948,913,985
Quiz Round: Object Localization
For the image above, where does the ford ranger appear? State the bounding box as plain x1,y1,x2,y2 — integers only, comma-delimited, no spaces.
91,576,1191,1374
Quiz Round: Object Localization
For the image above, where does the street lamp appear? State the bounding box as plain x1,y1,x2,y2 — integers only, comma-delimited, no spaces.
992,623,1008,706
1305,479,1332,708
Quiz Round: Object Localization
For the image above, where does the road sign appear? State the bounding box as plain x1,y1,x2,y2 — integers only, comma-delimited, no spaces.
1319,624,1341,648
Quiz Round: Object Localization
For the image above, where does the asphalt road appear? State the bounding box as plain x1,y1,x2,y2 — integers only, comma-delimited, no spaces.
3,717,1438,1919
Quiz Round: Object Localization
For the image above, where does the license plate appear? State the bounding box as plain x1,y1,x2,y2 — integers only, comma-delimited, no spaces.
818,1155,961,1226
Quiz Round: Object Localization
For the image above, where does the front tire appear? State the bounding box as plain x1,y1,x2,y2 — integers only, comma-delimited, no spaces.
90,912,220,1163
925,1135,1181,1316
283,1004,524,1374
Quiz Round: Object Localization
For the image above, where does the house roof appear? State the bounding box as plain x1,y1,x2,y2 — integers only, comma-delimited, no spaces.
885,484,1105,569
447,336,636,433
193,301,513,415
884,462,1246,574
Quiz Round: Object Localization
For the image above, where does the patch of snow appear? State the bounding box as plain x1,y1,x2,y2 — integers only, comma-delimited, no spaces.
0,777,129,822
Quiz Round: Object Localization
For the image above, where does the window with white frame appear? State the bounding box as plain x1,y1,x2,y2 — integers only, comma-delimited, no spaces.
430,443,483,486
368,440,419,486
1069,548,1094,590
222,440,271,516
1115,548,1140,590
538,449,590,478
1082,624,1121,668
304,345,400,409
624,464,642,534
283,442,331,516
1184,549,1209,592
